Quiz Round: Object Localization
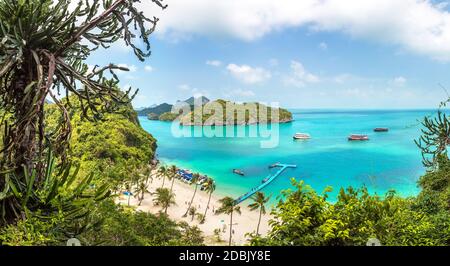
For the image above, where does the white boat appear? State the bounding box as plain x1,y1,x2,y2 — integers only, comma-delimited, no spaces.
348,134,369,141
293,133,311,140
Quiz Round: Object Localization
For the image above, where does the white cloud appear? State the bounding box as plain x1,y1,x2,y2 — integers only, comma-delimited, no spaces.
319,42,328,50
144,65,155,72
283,60,319,87
142,0,450,61
392,76,407,86
226,64,271,84
206,60,222,67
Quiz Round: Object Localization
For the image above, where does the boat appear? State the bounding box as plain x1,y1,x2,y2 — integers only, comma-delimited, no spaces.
348,134,369,141
293,133,311,140
262,177,269,183
374,127,389,132
232,169,245,176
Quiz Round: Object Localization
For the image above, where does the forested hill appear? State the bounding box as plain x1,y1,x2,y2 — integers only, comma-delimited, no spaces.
179,99,293,126
45,96,157,186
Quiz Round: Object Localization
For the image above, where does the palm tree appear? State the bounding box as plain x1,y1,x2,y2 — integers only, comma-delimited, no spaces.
248,192,271,235
134,180,150,206
168,165,178,194
183,173,200,217
145,162,157,185
189,206,197,221
201,179,216,224
153,187,176,214
157,166,168,188
216,197,241,246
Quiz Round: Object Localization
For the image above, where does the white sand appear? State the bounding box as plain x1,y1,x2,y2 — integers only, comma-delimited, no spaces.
117,172,272,245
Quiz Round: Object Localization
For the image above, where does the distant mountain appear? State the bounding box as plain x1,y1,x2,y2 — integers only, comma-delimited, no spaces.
137,103,172,116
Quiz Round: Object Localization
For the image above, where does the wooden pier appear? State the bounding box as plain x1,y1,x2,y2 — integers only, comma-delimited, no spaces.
234,163,297,204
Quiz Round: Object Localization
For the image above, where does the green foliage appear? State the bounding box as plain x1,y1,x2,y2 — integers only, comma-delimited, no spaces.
0,0,166,172
0,215,63,246
147,112,159,120
415,111,450,167
159,111,180,121
80,200,203,246
46,95,157,187
0,151,110,245
153,187,176,214
250,179,448,246
0,0,164,244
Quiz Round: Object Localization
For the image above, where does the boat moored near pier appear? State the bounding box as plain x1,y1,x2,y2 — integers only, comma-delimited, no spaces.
232,169,245,176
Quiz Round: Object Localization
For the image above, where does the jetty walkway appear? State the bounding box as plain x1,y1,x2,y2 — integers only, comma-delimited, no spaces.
234,163,297,204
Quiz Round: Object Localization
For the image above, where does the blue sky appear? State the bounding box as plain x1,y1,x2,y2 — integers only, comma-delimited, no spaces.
87,0,450,109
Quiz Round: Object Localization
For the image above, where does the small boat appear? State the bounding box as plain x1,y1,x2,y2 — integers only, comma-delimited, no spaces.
232,169,245,176
262,177,269,183
268,162,280,168
293,133,311,140
348,134,369,141
374,128,389,132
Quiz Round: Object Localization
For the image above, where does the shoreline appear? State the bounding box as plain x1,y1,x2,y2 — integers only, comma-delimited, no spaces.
152,157,422,204
117,169,272,246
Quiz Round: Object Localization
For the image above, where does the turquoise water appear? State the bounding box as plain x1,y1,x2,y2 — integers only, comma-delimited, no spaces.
139,109,438,201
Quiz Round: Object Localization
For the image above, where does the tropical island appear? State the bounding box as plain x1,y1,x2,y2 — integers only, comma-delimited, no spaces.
142,98,293,125
178,99,293,126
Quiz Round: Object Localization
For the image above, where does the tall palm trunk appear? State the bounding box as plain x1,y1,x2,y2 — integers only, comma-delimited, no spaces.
184,184,198,217
164,202,169,214
170,177,175,194
138,189,144,206
161,175,166,188
202,191,213,223
256,207,262,235
229,210,233,246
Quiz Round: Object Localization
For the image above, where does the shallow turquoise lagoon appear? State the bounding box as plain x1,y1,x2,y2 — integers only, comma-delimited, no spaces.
139,109,439,201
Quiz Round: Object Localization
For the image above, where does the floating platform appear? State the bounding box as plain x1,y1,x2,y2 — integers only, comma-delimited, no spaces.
234,163,297,204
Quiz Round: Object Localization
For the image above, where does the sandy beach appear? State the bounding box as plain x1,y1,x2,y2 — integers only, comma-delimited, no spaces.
117,171,272,245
